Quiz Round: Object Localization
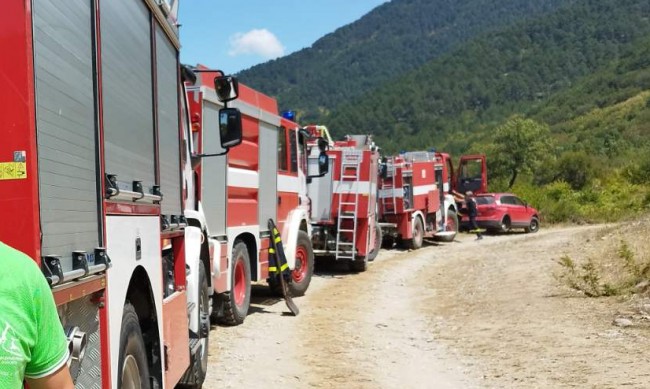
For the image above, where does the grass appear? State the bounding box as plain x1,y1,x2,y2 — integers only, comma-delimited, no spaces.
555,214,650,297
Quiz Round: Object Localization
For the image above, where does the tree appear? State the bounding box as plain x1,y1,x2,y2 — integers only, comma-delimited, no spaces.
489,116,554,188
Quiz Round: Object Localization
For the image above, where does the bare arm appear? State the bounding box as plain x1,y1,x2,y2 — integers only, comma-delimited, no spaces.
25,363,74,389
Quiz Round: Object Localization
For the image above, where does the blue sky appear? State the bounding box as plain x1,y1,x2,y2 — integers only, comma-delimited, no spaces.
178,0,388,74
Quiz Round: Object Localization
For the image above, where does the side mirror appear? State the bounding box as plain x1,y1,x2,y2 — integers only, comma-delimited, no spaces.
219,108,242,149
318,152,329,176
214,76,239,103
380,164,388,179
308,151,329,179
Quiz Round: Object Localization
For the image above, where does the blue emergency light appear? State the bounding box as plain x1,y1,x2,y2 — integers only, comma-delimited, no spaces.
281,110,296,121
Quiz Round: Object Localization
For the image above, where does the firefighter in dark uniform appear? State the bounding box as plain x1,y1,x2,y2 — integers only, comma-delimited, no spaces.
465,191,483,240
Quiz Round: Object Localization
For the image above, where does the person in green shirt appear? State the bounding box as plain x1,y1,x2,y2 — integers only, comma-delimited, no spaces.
0,242,73,389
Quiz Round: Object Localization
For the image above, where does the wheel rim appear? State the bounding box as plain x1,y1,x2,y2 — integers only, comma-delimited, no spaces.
531,219,539,231
233,258,246,307
502,217,510,231
292,245,308,284
121,355,141,389
445,215,457,232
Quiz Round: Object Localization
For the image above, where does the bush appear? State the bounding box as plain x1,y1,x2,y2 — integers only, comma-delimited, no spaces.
556,239,650,297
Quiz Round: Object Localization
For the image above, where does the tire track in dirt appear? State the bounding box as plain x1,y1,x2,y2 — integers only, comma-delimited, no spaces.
300,248,477,388
204,226,607,388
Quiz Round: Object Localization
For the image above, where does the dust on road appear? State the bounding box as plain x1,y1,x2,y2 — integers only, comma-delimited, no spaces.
203,225,650,388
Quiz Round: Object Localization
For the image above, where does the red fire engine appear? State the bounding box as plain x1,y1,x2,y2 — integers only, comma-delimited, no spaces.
1,1,242,388
306,127,381,272
186,73,325,325
378,151,488,248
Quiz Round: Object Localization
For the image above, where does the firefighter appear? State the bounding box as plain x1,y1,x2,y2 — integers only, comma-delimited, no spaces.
0,242,73,389
464,191,483,240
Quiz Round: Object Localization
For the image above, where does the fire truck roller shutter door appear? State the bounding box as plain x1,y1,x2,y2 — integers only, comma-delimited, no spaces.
258,122,278,234
102,0,156,194
155,25,182,218
33,0,101,272
199,101,228,237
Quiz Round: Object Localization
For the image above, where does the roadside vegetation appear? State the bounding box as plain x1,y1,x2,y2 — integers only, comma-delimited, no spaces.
555,215,650,298
481,90,650,224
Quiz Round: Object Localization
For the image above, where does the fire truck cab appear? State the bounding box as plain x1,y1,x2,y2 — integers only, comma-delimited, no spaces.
1,1,242,388
435,153,488,196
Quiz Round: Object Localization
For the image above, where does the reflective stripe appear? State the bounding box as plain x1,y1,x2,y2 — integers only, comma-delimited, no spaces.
274,237,282,243
269,248,276,254
280,263,289,271
413,184,437,196
269,266,277,272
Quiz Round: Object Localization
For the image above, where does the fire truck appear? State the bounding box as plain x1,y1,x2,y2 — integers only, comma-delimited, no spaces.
186,75,326,325
378,151,488,248
1,1,242,388
306,128,381,272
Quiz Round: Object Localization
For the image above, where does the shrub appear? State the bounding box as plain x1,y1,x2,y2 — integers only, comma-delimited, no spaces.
556,239,650,297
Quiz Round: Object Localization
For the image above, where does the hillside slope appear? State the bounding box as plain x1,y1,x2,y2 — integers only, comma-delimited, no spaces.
325,0,650,154
238,0,567,122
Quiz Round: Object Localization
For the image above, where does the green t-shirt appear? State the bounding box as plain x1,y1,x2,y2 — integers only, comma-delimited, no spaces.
0,242,69,387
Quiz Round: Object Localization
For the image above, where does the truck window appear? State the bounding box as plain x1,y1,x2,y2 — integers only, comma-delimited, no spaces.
278,126,288,171
460,159,482,179
289,129,298,173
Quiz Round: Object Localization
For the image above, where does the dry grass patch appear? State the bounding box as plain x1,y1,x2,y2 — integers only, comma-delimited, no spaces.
555,215,650,297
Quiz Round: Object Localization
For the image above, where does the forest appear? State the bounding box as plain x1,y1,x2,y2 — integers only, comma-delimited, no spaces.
239,0,650,223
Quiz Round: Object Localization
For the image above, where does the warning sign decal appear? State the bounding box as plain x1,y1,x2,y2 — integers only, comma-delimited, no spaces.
0,162,27,180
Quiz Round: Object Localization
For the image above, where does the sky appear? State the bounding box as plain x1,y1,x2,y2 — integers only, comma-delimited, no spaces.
178,0,389,74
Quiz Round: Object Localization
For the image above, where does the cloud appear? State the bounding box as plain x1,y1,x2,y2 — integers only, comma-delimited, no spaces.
228,29,285,59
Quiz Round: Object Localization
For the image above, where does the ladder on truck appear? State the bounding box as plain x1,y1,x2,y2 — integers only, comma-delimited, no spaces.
382,158,397,215
335,150,363,261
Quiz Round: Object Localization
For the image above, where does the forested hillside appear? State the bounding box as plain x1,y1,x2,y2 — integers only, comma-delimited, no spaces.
327,0,650,153
238,0,567,122
241,0,650,222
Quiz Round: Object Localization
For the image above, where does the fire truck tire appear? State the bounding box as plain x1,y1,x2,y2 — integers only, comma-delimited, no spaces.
269,231,314,297
118,304,151,389
437,209,458,242
406,216,424,250
219,241,251,326
367,224,382,261
381,235,395,249
350,256,368,272
178,261,209,388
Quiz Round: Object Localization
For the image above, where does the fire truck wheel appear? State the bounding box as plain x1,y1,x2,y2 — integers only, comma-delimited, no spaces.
290,231,314,296
367,224,382,261
407,216,424,250
269,231,314,297
220,241,251,326
178,261,209,388
349,256,368,272
437,209,458,242
118,304,151,389
381,235,395,249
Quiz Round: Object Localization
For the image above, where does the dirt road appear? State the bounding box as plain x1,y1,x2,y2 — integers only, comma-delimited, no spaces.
203,225,650,388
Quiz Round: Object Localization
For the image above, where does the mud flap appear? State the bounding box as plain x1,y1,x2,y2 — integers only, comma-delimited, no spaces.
268,219,300,316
